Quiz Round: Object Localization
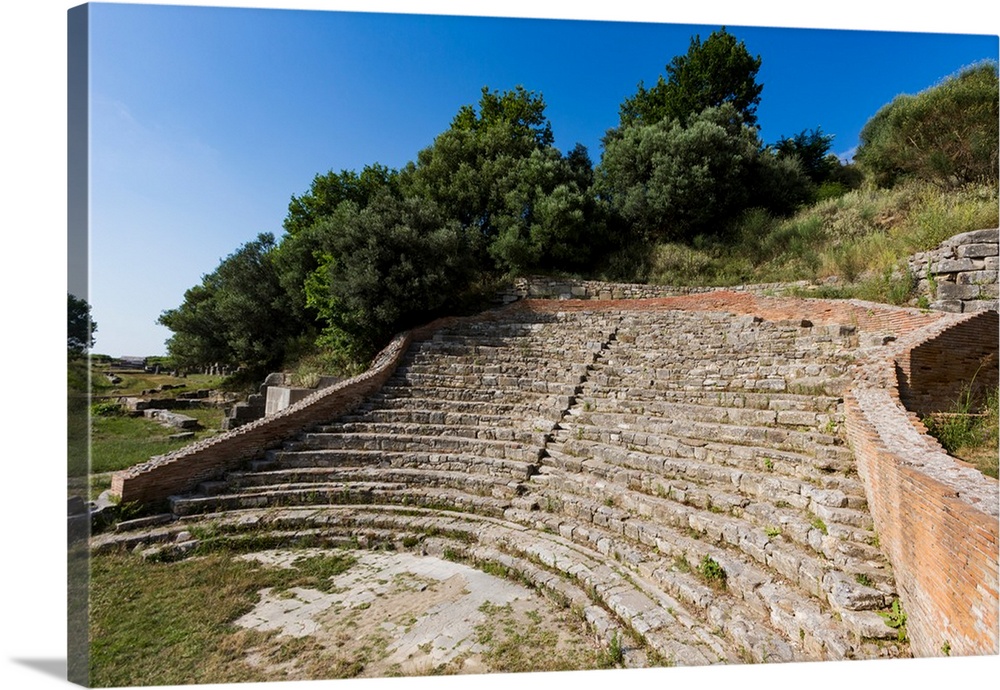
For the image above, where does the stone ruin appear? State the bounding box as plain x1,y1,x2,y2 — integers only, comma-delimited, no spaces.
96,287,999,668
86,225,999,673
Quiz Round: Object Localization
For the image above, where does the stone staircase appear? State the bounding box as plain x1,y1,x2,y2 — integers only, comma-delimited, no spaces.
95,306,908,667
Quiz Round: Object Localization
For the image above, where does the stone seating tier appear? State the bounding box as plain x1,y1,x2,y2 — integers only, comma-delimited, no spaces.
104,303,929,668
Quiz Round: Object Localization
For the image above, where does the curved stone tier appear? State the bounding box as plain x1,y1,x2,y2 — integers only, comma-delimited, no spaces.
99,300,946,669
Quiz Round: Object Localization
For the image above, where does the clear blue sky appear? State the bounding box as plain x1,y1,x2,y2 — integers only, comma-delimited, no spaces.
80,2,998,357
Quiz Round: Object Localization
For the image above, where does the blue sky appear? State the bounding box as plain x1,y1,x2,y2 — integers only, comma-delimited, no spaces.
80,2,997,357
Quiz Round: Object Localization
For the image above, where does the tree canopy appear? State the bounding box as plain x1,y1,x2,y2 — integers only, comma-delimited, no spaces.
68,294,96,356
158,233,299,374
617,28,763,131
856,62,999,188
157,29,989,377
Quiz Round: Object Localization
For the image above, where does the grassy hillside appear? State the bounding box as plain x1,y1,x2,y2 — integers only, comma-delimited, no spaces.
600,180,998,306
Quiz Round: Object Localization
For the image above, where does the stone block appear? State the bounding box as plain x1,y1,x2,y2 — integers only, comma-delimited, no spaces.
929,299,963,313
963,300,999,313
930,257,978,274
936,282,983,301
957,270,996,285
951,228,999,245
956,243,999,259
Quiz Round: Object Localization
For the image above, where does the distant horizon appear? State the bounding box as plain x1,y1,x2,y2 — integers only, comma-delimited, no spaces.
79,2,998,358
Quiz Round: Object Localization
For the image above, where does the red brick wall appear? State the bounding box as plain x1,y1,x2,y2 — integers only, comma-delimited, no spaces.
845,310,999,657
897,310,999,415
110,332,414,506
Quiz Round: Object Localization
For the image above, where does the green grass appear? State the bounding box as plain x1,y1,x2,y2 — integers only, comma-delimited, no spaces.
473,601,606,674
924,387,999,479
602,180,998,295
92,366,228,398
90,406,225,475
89,549,357,687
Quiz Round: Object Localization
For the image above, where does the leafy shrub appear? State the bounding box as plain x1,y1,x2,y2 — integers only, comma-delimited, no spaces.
856,62,999,188
697,555,727,589
91,401,125,417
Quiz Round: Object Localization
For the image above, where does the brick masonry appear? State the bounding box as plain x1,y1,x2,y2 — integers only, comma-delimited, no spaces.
845,308,999,657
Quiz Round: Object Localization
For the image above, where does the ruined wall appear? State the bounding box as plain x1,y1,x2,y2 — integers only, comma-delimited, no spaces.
908,228,999,313
497,276,809,303
110,332,414,505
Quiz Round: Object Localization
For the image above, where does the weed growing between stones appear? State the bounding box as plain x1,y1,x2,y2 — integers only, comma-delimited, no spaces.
697,555,728,590
879,598,908,642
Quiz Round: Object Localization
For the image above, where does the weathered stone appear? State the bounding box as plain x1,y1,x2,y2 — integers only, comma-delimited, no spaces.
936,282,983,301
956,243,999,259
929,299,963,313
963,299,1000,313
950,228,999,245
930,257,978,274
824,572,888,610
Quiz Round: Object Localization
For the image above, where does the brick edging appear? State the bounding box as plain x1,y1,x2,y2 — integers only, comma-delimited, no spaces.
109,331,415,505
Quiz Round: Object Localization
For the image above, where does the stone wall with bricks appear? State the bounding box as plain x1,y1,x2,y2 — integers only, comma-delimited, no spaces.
110,332,415,506
908,228,999,313
108,290,998,657
845,310,999,657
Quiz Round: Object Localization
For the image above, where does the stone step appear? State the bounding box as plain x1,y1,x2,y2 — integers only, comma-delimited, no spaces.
223,466,526,498
372,383,575,408
385,371,580,397
264,448,537,480
288,431,545,463
169,484,512,518
502,499,898,654
322,420,550,446
338,406,562,432
572,387,843,415
533,452,883,575
500,505,885,661
544,442,869,528
555,414,848,459
565,404,842,437
351,395,567,421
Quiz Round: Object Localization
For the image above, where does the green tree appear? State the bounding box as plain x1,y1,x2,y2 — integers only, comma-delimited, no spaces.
283,164,398,236
158,232,299,373
856,62,999,187
617,27,763,130
305,192,478,362
402,86,605,274
275,164,400,327
774,128,836,184
68,293,96,355
597,104,790,242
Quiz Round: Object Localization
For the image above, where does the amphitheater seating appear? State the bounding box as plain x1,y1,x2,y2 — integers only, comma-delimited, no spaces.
95,305,909,666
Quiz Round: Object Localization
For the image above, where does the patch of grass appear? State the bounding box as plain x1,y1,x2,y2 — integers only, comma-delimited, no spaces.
924,386,998,479
89,407,226,475
89,549,355,687
696,555,728,590
810,515,829,535
472,601,604,673
600,180,998,293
